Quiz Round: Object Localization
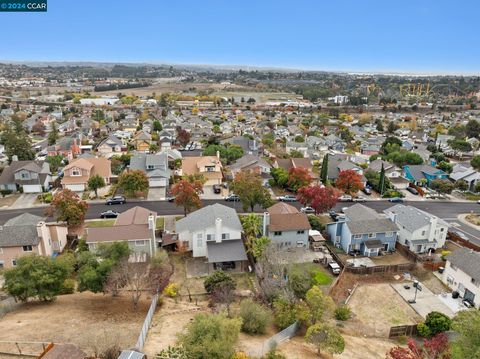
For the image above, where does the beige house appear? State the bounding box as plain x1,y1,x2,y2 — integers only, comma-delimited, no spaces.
0,213,68,269
180,153,223,186
61,157,111,192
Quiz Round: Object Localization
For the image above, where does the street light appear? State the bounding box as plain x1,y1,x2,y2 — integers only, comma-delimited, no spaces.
408,279,422,304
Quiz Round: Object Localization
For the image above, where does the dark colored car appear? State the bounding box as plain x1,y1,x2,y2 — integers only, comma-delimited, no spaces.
105,195,126,205
406,187,419,195
224,194,240,202
362,187,372,195
388,197,404,203
213,184,221,194
100,210,119,218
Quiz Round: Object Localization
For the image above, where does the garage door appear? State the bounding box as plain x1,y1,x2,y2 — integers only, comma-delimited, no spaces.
66,184,85,192
149,178,167,187
23,184,43,193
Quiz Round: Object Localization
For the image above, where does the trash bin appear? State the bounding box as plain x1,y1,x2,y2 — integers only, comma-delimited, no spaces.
438,267,444,274
452,291,460,299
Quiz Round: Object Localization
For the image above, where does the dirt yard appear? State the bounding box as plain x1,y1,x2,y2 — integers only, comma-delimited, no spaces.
347,283,422,337
0,292,149,356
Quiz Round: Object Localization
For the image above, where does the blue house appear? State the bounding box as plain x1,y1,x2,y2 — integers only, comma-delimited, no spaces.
403,165,448,186
327,204,399,256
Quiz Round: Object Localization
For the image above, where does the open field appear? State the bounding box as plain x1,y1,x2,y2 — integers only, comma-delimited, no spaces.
0,292,149,356
347,283,422,337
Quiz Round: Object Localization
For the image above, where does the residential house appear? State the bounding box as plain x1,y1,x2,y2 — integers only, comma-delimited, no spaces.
262,202,311,249
442,248,480,308
0,157,51,193
130,152,170,191
450,163,480,191
403,165,449,186
47,136,81,160
131,131,152,152
97,134,126,158
85,206,157,262
368,159,402,179
436,134,455,150
228,154,271,180
327,204,398,256
274,157,319,182
327,154,366,186
286,141,309,157
181,154,223,186
61,157,111,191
221,136,260,156
384,204,448,253
0,213,68,269
175,204,248,272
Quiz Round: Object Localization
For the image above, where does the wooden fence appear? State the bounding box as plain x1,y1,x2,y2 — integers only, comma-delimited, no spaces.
423,261,446,271
389,324,418,338
344,262,415,275
448,231,480,252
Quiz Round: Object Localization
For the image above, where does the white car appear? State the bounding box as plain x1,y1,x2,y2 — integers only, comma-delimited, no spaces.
328,262,341,275
353,196,367,203
338,194,353,202
300,206,315,214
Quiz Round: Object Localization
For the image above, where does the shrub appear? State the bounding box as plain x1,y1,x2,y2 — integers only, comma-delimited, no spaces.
204,270,235,293
239,299,270,335
232,352,250,359
417,322,432,337
334,305,352,321
0,189,13,197
60,278,76,294
425,311,452,335
441,250,451,261
155,346,188,359
308,215,325,231
273,298,297,330
312,270,332,286
163,283,180,298
263,351,286,359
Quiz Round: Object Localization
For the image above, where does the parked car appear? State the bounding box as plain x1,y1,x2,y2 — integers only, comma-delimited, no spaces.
328,262,341,275
278,195,297,202
406,187,419,195
167,195,176,202
224,194,240,202
362,187,372,195
300,206,315,214
388,197,404,203
105,196,126,205
338,194,353,202
100,210,120,219
213,184,221,194
329,210,338,220
353,196,367,202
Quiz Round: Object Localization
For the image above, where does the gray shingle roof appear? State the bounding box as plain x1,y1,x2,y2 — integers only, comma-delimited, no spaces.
206,239,247,263
344,204,381,221
0,213,44,247
384,204,449,232
130,153,170,178
176,204,242,234
5,213,44,226
446,248,480,282
346,218,398,235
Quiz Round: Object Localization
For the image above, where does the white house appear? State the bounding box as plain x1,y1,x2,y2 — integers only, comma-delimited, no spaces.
442,248,480,308
384,204,448,253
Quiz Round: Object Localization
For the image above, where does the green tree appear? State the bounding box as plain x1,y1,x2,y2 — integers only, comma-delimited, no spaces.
231,171,272,212
448,139,472,153
46,189,88,226
430,179,454,194
455,179,468,192
46,155,63,173
273,298,297,329
178,313,241,359
241,213,262,239
153,120,162,132
320,154,329,184
271,167,289,188
424,311,452,336
305,323,345,355
204,270,235,294
239,299,270,335
465,119,480,138
451,309,480,359
471,155,480,170
87,174,106,198
48,123,59,146
437,161,453,174
248,236,271,260
0,117,35,162
118,170,149,197
379,163,386,196
4,255,73,302
203,144,244,164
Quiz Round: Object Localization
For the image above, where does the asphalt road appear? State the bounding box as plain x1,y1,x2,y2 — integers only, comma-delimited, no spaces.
2,199,479,244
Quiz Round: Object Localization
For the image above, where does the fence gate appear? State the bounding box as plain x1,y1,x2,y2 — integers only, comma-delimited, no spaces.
389,324,418,338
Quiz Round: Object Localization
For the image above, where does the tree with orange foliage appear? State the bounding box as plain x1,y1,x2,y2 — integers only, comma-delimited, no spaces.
386,333,450,359
297,185,339,214
171,179,203,216
45,188,88,226
287,167,312,192
335,169,364,195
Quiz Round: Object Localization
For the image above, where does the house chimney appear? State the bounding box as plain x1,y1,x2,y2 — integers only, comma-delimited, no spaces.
11,155,18,162
262,212,270,236
216,150,220,160
148,213,155,230
215,218,222,243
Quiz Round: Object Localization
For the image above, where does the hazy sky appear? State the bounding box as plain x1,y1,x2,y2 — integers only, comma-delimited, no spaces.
1,0,478,74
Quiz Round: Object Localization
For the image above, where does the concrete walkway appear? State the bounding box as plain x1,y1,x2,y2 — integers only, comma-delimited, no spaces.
9,194,40,209
163,215,176,233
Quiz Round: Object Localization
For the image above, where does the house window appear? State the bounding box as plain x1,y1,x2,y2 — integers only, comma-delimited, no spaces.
135,240,146,246
471,278,480,287
297,230,305,234
368,233,376,239
21,172,29,179
197,238,203,247
421,231,426,236
446,275,454,285
274,231,282,236
353,234,362,239
440,228,444,232
385,232,393,237
71,168,81,176
205,166,215,172
22,245,33,252
221,233,230,240
207,234,215,241
12,259,17,267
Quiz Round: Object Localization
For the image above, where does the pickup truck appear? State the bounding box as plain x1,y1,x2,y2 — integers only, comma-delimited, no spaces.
328,262,341,275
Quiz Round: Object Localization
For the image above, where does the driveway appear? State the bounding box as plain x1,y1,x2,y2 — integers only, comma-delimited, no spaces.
10,194,39,209
148,187,166,201
200,186,224,200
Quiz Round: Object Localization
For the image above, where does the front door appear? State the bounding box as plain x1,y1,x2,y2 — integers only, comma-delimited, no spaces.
383,243,389,251
464,288,476,305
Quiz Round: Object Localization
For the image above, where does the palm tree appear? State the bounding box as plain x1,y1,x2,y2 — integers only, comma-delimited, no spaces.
241,214,262,239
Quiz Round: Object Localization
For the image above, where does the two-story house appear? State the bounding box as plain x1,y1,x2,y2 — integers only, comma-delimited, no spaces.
129,152,170,191
442,248,480,308
274,157,319,182
47,136,81,160
85,206,157,262
97,134,126,158
61,157,111,192
228,154,271,182
327,154,366,186
0,213,68,269
384,204,448,254
0,156,51,193
327,204,399,256
403,165,448,186
131,131,152,152
262,202,311,249
175,204,248,272
181,154,223,186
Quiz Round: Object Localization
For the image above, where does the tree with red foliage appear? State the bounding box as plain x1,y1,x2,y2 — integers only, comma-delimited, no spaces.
176,127,191,147
171,179,202,216
297,185,339,214
335,169,364,195
287,167,312,192
387,333,450,359
45,188,88,227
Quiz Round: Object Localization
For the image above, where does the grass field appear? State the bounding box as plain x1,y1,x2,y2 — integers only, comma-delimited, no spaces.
85,219,116,227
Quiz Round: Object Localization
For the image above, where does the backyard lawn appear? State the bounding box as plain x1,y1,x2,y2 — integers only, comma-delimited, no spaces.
290,262,333,286
85,219,115,228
